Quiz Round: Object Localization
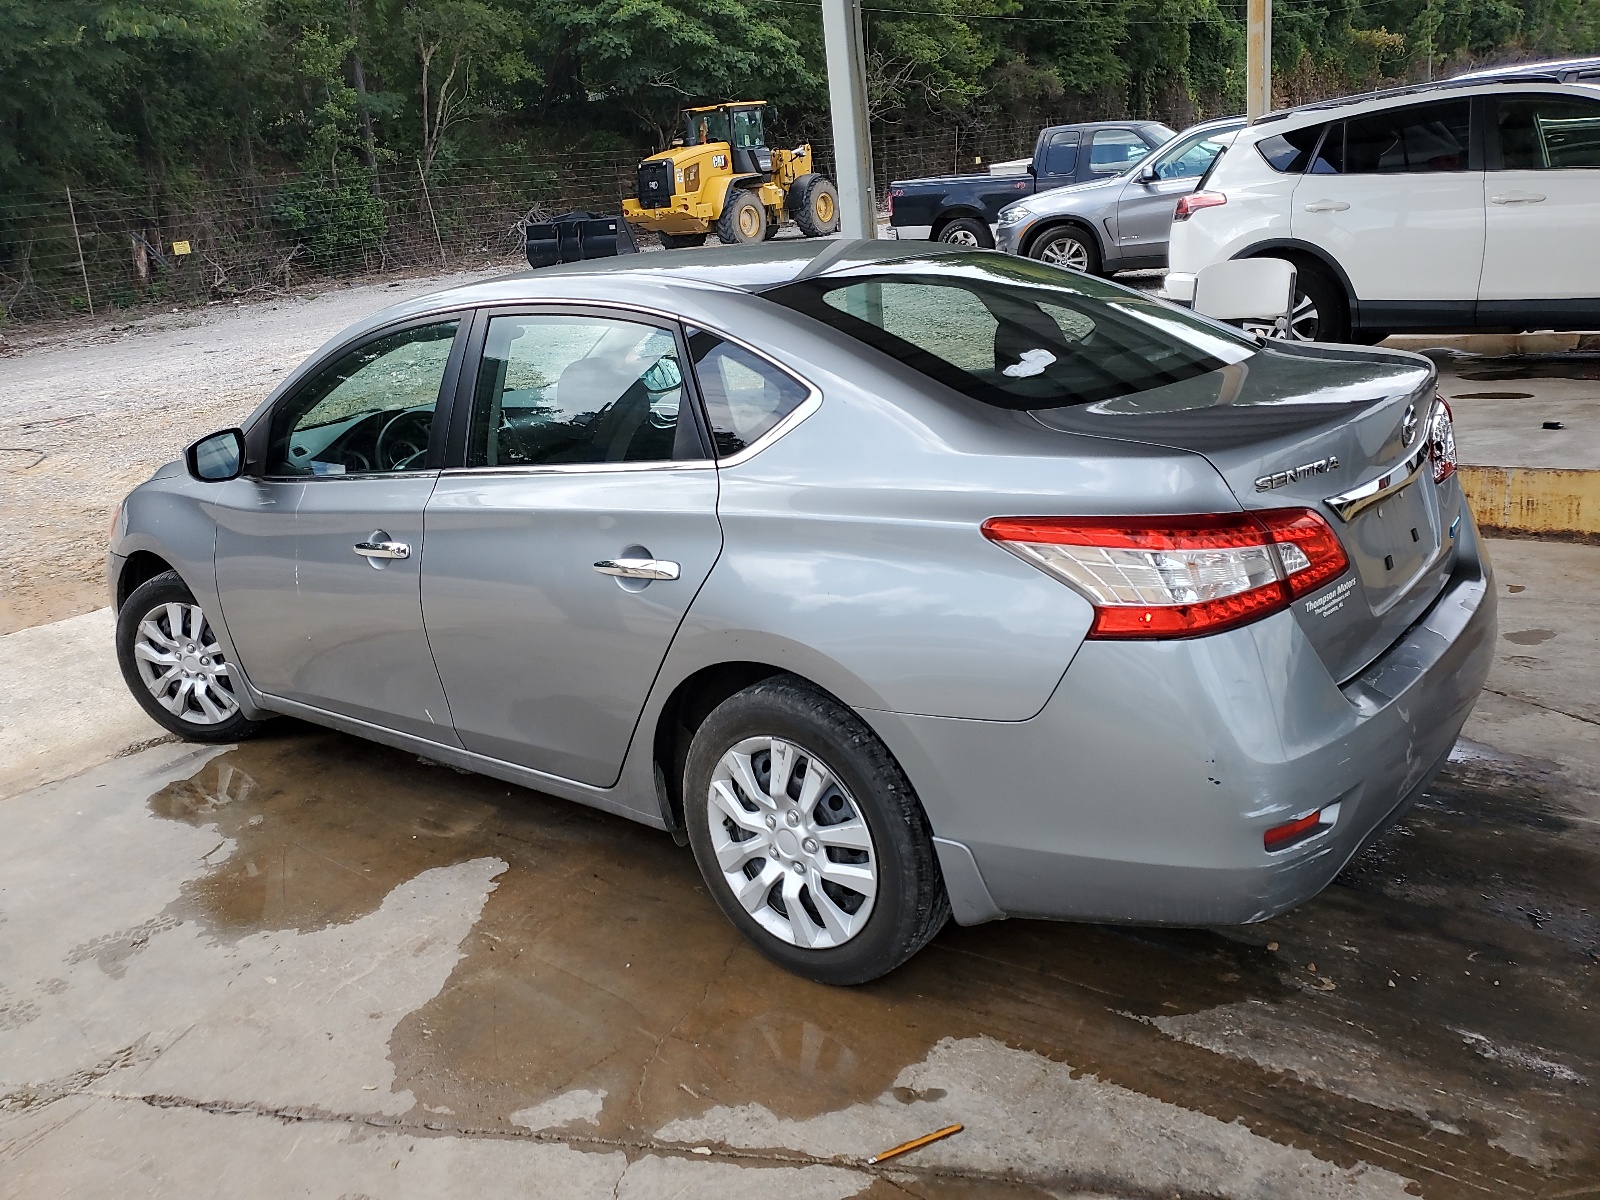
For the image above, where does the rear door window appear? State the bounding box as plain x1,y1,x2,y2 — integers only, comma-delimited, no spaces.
1495,93,1600,168
1040,132,1080,176
762,257,1253,411
1342,99,1471,173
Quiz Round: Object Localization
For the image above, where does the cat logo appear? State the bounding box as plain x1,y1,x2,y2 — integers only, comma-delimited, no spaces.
712,153,728,169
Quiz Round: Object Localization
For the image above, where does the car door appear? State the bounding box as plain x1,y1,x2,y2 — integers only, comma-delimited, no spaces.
1479,90,1600,322
212,316,466,742
420,308,724,788
1291,98,1484,319
1113,127,1236,260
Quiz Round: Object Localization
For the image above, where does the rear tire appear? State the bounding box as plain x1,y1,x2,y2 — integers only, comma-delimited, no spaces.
115,570,270,743
936,217,991,249
1274,258,1349,342
1029,225,1101,274
789,174,840,237
715,191,768,245
683,676,949,985
659,231,707,249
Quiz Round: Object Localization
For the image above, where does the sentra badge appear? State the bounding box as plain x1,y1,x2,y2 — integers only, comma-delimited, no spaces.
1254,455,1340,492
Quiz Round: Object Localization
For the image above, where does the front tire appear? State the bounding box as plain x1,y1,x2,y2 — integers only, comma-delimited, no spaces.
684,677,949,985
659,231,707,249
715,190,768,245
1028,226,1101,274
116,570,270,743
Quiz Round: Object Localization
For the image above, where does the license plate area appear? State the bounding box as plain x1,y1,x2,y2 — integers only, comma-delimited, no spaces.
1345,481,1443,615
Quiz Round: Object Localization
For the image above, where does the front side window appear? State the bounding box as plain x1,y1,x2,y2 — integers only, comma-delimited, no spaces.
467,315,691,468
267,320,458,476
1040,132,1080,176
762,256,1253,411
731,107,765,149
1148,128,1236,180
1496,94,1600,169
1341,100,1471,174
685,110,731,147
687,331,810,458
1088,128,1152,175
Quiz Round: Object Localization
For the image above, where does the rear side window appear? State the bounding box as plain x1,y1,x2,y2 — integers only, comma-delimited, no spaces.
1342,100,1471,173
1040,132,1080,176
1496,94,1600,168
687,331,810,458
762,257,1253,411
1256,124,1327,173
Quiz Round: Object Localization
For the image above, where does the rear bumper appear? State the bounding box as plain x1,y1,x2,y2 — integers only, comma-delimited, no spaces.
1161,271,1197,304
888,224,932,241
862,519,1497,926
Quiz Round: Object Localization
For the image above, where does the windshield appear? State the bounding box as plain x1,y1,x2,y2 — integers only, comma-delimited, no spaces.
731,107,765,148
1145,125,1241,181
684,110,731,146
762,255,1254,411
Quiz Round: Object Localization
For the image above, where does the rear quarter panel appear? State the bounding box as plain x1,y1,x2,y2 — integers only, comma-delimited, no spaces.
1168,137,1298,274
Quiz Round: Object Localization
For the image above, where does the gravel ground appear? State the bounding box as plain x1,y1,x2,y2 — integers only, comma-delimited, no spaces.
0,265,507,634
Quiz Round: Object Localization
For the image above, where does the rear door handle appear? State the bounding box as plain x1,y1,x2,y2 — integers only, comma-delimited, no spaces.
354,540,410,560
594,558,680,581
1302,199,1351,212
1490,192,1546,205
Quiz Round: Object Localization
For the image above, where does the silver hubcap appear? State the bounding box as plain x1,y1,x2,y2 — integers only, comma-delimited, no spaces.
1039,236,1089,271
133,602,240,725
941,227,981,247
706,736,878,949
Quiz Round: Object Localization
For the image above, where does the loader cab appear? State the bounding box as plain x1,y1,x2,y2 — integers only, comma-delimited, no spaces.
683,103,772,174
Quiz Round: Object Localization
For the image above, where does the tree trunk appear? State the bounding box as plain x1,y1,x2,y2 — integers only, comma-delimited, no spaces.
347,0,380,194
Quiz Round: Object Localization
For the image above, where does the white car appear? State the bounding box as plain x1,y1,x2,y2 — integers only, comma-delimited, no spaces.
1164,62,1600,341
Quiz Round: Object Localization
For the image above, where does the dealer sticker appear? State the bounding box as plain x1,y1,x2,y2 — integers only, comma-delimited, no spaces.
1304,576,1357,618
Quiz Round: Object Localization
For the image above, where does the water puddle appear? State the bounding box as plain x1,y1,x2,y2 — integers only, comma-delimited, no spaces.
141,726,1600,1194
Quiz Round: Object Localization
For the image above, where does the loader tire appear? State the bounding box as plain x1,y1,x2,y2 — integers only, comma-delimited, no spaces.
716,191,768,244
659,232,707,249
790,175,840,237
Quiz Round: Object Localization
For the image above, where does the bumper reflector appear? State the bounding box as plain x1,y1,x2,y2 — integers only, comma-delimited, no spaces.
1263,802,1340,851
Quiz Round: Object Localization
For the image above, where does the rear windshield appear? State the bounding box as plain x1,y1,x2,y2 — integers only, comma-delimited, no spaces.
762,255,1254,410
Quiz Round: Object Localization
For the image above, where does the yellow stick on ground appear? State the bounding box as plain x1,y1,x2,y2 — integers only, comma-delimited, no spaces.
866,1123,964,1165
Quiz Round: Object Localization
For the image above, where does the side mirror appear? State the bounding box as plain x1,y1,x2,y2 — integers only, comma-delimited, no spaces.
1139,162,1159,183
186,428,245,482
1192,259,1297,334
670,138,685,148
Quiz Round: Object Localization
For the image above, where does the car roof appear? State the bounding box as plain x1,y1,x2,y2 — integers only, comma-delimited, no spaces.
1250,69,1600,128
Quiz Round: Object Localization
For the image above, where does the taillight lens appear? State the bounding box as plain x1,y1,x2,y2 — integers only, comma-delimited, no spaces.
982,508,1349,639
1429,395,1457,484
1173,191,1226,221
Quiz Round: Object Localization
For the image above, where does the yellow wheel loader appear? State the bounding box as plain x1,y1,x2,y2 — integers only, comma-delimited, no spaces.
622,102,840,248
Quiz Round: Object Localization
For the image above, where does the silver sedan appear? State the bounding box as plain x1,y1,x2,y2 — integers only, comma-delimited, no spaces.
110,242,1495,983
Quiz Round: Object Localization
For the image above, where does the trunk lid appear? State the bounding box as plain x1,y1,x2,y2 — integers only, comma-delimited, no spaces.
1032,341,1458,683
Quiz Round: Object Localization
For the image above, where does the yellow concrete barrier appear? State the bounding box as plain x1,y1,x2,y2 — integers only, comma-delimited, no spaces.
1459,464,1600,539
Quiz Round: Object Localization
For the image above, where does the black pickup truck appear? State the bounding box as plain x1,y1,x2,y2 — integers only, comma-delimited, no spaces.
886,120,1175,247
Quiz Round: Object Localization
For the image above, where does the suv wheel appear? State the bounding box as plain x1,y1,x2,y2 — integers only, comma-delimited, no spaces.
116,570,270,743
1282,261,1349,342
936,217,991,249
1030,226,1101,274
683,677,950,985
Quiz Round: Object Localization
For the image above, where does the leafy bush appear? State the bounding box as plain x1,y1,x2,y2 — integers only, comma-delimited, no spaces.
272,177,386,271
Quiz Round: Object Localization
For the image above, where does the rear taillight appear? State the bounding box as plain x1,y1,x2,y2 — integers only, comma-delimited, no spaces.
981,508,1349,639
1429,395,1457,484
1173,191,1226,221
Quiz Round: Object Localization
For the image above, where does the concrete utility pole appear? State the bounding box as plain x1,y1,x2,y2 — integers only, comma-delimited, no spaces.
1247,0,1273,120
821,0,877,239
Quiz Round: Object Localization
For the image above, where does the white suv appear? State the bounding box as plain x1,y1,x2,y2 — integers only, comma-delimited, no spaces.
1164,63,1600,341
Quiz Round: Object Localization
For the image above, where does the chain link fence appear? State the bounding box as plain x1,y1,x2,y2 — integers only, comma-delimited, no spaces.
0,118,1100,328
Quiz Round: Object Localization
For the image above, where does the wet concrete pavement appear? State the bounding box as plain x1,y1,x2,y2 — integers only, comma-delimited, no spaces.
2,549,1597,1198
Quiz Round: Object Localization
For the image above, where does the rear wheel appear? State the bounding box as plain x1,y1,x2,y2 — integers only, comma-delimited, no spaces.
1253,258,1348,342
684,676,949,985
715,191,768,245
936,217,991,249
115,570,270,743
1029,226,1101,274
659,231,707,249
789,174,840,237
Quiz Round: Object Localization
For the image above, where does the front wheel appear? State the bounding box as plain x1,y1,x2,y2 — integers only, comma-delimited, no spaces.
1028,226,1101,274
116,570,271,743
684,677,949,985
659,231,707,249
715,191,768,245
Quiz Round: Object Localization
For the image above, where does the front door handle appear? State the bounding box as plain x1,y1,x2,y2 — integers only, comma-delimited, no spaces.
1302,199,1351,212
354,540,410,560
593,557,680,581
1490,192,1546,205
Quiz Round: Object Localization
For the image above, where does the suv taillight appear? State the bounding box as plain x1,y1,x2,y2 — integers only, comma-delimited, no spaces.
981,509,1349,639
1173,191,1226,222
1430,396,1457,484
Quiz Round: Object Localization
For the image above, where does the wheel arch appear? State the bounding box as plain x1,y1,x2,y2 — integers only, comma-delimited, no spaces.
1021,216,1108,262
116,550,180,611
1232,239,1361,325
